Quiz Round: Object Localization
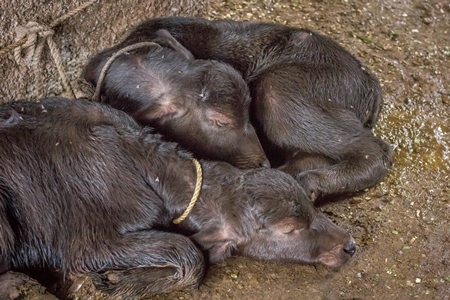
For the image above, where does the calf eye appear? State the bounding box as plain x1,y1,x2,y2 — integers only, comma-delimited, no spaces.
283,228,295,234
286,228,304,235
216,120,230,127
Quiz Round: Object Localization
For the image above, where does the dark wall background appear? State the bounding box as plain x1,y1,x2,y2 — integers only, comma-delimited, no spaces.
0,0,209,102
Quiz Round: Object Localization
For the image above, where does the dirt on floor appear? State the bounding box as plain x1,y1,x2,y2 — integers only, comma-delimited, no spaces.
0,0,449,299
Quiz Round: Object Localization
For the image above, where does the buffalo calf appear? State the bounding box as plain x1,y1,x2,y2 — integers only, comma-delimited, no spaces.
116,17,394,201
83,29,269,169
0,97,355,299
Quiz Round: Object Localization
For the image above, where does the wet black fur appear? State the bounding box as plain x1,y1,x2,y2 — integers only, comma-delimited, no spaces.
109,17,394,201
0,97,355,299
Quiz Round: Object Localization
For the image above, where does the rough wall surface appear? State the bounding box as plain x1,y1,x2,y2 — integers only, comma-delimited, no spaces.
0,0,208,102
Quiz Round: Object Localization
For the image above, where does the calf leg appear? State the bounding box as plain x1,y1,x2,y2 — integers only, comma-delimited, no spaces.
251,69,393,199
278,152,332,175
292,134,393,199
95,265,189,297
69,231,205,298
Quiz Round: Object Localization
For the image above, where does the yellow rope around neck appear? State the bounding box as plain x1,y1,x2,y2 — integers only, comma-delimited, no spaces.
172,158,203,224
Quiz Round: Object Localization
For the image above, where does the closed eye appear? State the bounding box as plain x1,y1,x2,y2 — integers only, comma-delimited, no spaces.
285,228,304,235
216,120,230,127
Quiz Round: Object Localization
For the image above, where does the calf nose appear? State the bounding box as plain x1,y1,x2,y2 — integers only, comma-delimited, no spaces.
343,238,357,256
260,159,271,168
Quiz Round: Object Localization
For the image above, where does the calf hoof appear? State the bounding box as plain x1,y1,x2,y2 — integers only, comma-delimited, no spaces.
294,171,322,201
260,158,271,168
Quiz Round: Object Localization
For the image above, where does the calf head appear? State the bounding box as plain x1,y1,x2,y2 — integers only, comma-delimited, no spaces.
153,60,269,169
84,34,269,169
192,169,355,268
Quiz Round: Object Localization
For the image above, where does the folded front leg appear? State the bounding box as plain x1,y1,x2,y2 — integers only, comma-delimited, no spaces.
65,231,205,299
290,133,393,201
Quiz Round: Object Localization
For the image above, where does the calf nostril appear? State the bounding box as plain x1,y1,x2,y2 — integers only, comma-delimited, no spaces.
260,159,271,168
344,238,357,256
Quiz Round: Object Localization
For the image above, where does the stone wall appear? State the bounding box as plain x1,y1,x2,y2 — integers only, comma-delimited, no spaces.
0,0,209,102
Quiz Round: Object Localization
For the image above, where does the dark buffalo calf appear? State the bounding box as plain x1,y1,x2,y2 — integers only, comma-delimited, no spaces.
116,17,394,200
0,97,355,299
83,29,269,169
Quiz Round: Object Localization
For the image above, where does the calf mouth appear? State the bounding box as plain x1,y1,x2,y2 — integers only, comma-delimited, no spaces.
317,237,357,269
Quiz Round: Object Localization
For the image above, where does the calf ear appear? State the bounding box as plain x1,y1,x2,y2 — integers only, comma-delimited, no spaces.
191,228,236,263
133,98,187,122
155,29,195,61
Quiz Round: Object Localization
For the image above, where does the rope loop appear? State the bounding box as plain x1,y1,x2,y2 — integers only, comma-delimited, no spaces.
13,22,52,69
0,0,98,99
91,41,161,102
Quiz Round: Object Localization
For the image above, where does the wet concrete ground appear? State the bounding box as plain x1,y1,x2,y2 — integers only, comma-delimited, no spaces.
1,0,449,299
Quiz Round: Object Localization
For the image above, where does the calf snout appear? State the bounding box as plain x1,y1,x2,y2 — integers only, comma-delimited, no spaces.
228,131,270,169
344,237,357,256
310,214,357,268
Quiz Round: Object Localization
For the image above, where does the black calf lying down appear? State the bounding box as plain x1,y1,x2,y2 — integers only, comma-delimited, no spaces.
83,29,269,170
110,17,394,200
0,98,355,299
